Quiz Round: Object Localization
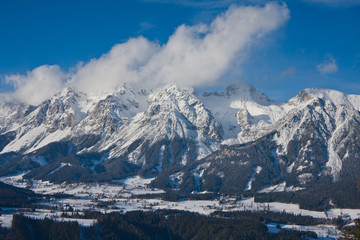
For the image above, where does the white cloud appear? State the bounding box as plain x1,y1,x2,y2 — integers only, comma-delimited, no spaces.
317,55,338,74
280,66,296,78
3,2,290,105
4,65,66,105
71,2,289,92
70,37,159,93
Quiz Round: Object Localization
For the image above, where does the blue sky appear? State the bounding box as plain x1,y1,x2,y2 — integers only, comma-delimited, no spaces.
0,0,360,103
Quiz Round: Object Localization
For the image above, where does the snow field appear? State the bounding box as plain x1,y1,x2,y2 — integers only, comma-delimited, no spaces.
267,222,341,239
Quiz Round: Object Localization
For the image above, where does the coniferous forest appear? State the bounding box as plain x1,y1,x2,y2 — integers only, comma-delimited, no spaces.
0,210,327,240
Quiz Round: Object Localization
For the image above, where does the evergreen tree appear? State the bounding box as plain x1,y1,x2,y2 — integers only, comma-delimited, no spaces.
341,219,360,240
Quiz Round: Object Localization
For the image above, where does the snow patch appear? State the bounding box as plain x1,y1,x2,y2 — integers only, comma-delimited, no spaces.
49,163,72,175
326,115,348,181
117,176,154,189
258,182,286,193
30,156,48,166
297,173,313,185
0,214,13,228
286,162,295,173
244,166,262,191
267,222,341,239
169,172,184,190
156,145,165,172
193,169,202,191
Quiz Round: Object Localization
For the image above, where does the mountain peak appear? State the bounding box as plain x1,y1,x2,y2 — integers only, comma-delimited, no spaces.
225,83,264,98
289,88,360,111
202,83,272,105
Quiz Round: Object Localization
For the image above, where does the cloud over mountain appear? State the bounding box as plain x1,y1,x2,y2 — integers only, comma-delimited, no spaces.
3,2,289,105
4,65,66,105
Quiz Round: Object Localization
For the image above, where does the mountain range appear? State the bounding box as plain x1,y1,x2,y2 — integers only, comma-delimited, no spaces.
0,83,359,209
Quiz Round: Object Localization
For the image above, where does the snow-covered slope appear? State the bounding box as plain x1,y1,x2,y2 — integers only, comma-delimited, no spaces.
199,83,286,144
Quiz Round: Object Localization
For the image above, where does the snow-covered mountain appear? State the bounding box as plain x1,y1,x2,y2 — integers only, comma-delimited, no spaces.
150,87,360,208
0,84,360,205
273,89,360,181
0,84,224,180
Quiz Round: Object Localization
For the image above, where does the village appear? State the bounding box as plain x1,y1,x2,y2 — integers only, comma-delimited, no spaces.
1,173,360,239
